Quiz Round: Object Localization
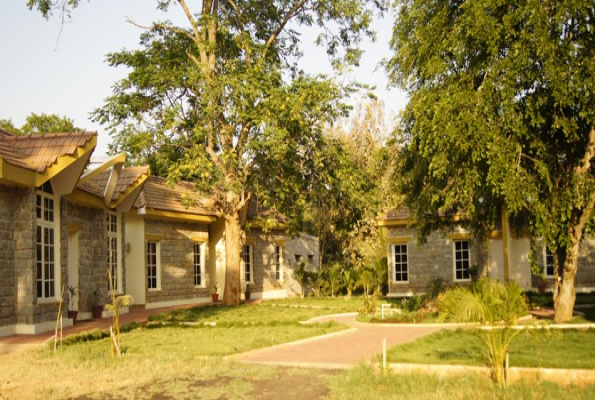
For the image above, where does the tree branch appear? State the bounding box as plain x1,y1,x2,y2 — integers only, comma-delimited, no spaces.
262,0,309,60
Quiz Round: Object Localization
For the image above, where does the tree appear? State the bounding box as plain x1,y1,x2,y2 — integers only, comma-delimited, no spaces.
29,0,387,305
387,0,595,321
0,113,81,135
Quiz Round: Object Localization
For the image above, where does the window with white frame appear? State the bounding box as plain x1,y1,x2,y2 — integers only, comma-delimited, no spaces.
36,184,57,299
454,240,471,281
393,244,408,282
193,243,203,287
243,245,253,283
275,245,282,280
544,246,555,278
107,212,120,291
147,241,160,290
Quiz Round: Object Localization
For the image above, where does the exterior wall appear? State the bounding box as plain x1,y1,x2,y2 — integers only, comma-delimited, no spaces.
0,186,16,328
531,236,595,290
386,226,480,296
62,201,109,314
245,229,289,298
126,215,146,304
284,234,320,297
144,218,211,305
209,217,226,297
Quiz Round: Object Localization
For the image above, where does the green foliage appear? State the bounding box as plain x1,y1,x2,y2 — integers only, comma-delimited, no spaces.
436,278,532,387
388,0,595,320
0,113,81,135
400,295,424,313
357,296,377,316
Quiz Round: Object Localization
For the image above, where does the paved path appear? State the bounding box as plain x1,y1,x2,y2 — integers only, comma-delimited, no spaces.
230,314,443,369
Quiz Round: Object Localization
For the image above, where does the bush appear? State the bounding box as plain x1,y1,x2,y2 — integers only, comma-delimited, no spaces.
358,296,377,315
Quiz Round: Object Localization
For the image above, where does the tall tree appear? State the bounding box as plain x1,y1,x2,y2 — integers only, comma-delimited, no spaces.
387,0,594,321
28,0,387,304
0,113,81,135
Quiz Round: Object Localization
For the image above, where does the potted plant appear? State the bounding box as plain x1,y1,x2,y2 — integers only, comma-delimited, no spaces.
538,281,547,294
211,282,219,302
244,283,251,301
67,285,78,324
92,288,104,319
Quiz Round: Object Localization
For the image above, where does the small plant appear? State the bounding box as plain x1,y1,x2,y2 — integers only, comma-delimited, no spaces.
106,268,133,358
358,296,377,315
67,285,78,310
436,277,532,388
211,282,219,294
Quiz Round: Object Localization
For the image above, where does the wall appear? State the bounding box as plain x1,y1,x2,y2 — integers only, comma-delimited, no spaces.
284,234,320,297
144,218,210,305
62,200,109,314
245,229,288,298
386,226,479,296
0,185,16,328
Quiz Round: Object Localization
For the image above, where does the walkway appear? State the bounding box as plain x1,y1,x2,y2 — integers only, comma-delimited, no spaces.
230,314,443,369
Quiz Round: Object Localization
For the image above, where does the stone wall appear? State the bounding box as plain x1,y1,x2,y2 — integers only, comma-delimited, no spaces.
62,201,109,312
284,234,319,297
246,230,288,293
145,218,210,304
531,236,595,290
387,226,479,295
0,186,16,327
15,188,36,325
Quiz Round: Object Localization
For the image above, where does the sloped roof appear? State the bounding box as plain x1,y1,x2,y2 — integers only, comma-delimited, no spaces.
135,176,218,217
0,131,96,173
79,166,150,201
246,198,289,224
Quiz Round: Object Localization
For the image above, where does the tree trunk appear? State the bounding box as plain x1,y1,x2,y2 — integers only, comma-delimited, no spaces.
222,211,242,305
554,242,578,323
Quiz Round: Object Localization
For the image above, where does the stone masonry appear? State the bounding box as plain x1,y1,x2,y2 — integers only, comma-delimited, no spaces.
144,218,210,304
0,186,16,328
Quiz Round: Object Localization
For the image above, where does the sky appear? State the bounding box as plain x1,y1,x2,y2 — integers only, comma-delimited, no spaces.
0,1,408,159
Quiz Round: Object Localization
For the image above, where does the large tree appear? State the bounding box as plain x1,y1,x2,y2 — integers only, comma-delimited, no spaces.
387,0,594,321
28,0,387,304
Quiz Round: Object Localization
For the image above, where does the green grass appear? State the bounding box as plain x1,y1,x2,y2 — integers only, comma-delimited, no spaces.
356,310,441,324
329,365,595,400
386,328,595,369
571,307,595,324
148,298,362,324
527,292,595,308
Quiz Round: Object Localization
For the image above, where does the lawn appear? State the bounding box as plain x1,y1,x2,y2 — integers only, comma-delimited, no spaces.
386,328,595,369
1,298,593,399
148,297,362,324
527,292,595,308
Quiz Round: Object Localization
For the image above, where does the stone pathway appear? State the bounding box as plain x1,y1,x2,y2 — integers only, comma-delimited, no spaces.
230,314,443,369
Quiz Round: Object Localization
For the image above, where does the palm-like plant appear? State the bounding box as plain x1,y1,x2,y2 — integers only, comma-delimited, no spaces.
437,278,529,387
356,228,388,296
343,268,359,298
106,268,133,358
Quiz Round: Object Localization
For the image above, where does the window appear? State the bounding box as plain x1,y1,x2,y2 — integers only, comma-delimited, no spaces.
194,243,202,286
243,245,253,283
294,254,302,265
544,246,555,278
393,244,408,282
308,255,314,264
147,241,160,290
36,186,57,299
275,246,282,280
454,240,470,281
107,212,119,291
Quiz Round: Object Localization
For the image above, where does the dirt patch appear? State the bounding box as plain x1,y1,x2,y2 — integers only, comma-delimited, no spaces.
248,368,336,400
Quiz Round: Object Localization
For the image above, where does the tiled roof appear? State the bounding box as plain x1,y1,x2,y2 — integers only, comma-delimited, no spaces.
135,176,218,217
79,166,149,201
247,198,288,224
0,131,96,173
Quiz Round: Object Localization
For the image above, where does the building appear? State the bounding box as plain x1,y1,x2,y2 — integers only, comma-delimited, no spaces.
379,209,595,297
0,130,318,337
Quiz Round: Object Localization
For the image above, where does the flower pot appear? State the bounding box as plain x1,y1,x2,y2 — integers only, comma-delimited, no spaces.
67,310,78,324
92,305,104,319
245,291,251,301
211,293,219,302
538,283,547,294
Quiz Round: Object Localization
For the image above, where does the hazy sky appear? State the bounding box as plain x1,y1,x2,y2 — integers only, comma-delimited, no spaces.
0,1,407,158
